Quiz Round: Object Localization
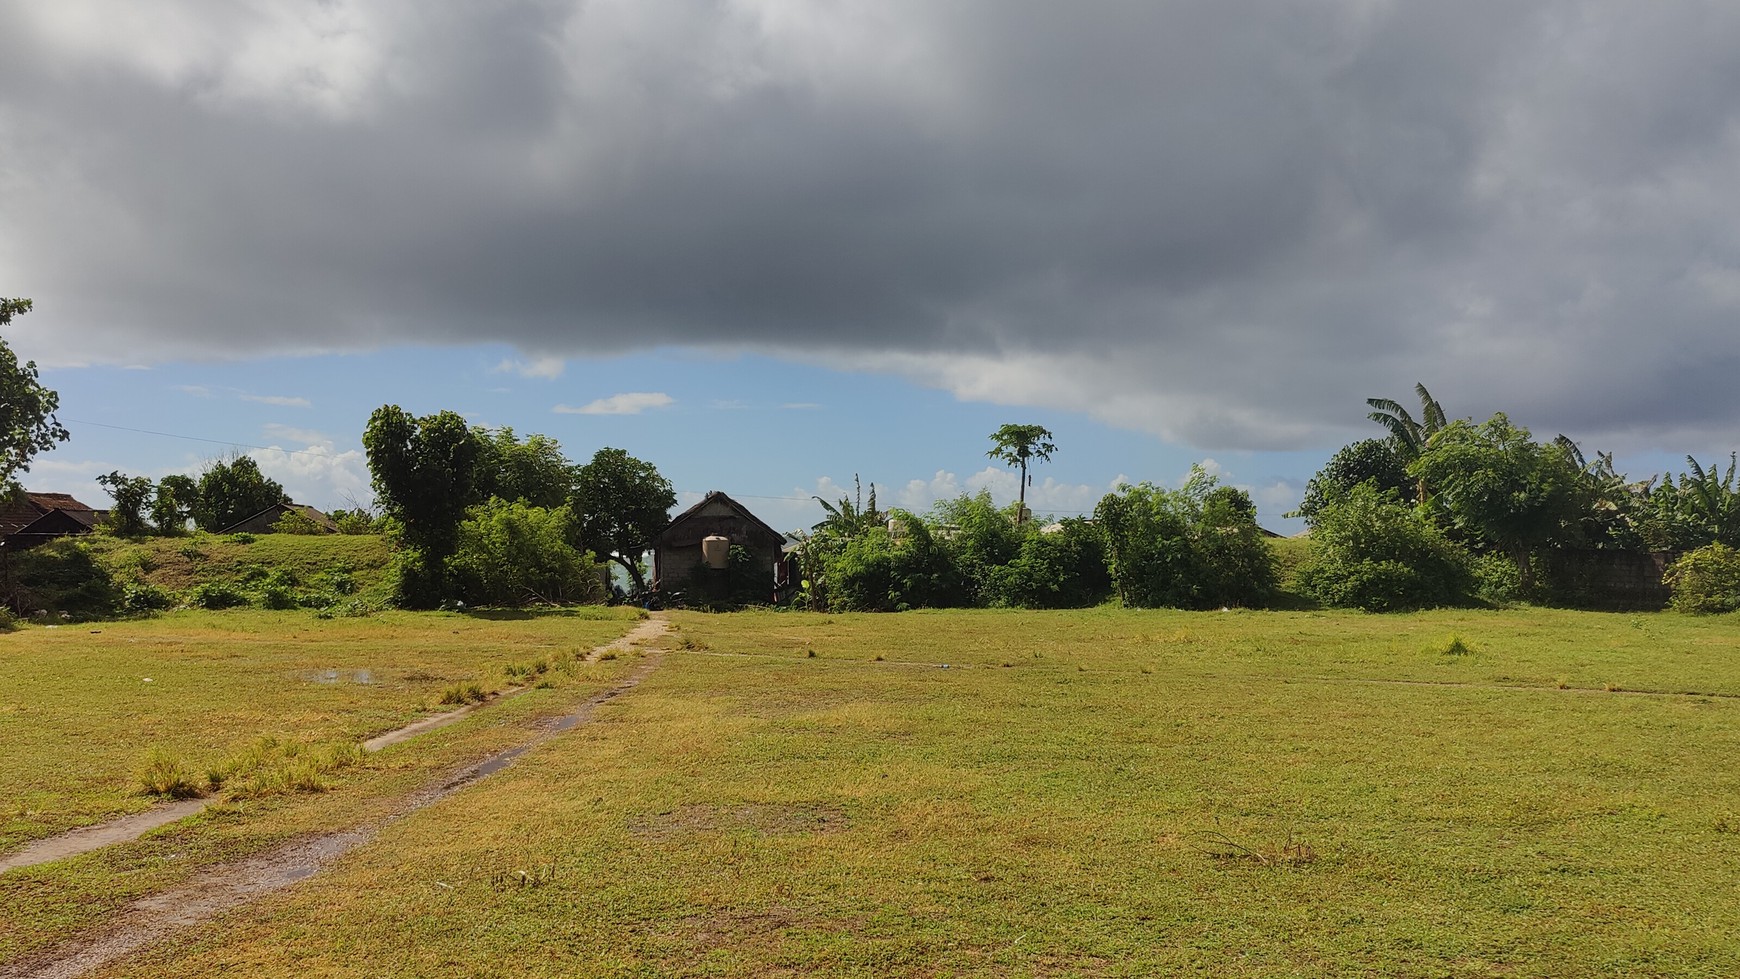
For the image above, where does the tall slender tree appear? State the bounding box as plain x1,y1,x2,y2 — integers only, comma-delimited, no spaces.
986,424,1057,520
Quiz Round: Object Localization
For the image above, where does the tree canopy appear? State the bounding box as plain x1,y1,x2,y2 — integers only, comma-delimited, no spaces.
986,423,1057,516
192,454,289,531
0,298,70,496
363,406,485,605
570,447,675,592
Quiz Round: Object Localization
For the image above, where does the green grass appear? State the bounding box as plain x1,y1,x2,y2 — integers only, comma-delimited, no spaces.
94,531,397,603
68,606,1740,978
0,606,641,850
0,606,648,963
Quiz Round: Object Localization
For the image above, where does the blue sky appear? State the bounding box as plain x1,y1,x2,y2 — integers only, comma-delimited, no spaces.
31,345,1328,535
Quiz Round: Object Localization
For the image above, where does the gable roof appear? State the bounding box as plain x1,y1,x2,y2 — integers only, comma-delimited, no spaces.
0,492,97,536
653,491,785,549
219,502,341,534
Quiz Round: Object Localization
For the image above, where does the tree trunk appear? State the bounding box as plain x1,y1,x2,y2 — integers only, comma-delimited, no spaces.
1512,544,1534,595
613,553,647,592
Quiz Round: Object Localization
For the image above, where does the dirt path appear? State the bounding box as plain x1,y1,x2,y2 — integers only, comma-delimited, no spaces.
0,617,670,876
0,616,671,979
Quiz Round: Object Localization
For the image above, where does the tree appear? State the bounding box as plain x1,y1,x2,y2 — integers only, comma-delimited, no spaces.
96,471,154,536
1407,413,1587,591
1094,467,1274,609
192,454,288,531
1367,383,1447,503
812,474,884,537
363,406,485,606
986,424,1057,519
1294,438,1410,524
1295,481,1474,611
0,298,71,496
1678,453,1740,547
475,427,576,509
570,447,675,592
152,474,199,535
449,498,603,606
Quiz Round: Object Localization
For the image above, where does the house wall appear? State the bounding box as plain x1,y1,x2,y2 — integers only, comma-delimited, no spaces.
654,498,781,592
1541,549,1678,610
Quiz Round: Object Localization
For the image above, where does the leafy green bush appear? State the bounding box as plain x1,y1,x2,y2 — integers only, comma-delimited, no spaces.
1665,543,1740,614
449,498,604,606
6,539,120,618
271,509,325,534
120,582,174,614
1470,552,1522,606
824,517,962,612
187,581,249,610
255,583,299,610
930,492,1022,606
985,519,1113,609
1094,470,1275,609
1295,483,1473,611
315,598,379,619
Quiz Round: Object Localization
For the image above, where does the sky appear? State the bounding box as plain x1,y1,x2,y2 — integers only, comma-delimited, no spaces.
5,1,1738,534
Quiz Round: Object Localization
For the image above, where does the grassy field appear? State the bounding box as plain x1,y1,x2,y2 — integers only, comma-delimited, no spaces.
0,606,649,963
26,606,1734,978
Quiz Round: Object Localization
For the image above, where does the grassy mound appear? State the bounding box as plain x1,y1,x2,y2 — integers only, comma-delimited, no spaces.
7,532,395,618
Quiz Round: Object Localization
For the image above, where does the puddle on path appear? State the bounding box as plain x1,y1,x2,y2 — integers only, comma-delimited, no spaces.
0,618,672,979
306,669,375,685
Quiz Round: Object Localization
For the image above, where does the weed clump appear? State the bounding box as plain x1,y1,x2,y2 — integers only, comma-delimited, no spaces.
208,737,363,799
138,748,207,798
1194,823,1318,868
438,683,489,706
504,658,552,680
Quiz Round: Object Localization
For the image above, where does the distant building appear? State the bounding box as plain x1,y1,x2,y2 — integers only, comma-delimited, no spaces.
651,491,788,596
0,493,104,551
220,502,340,535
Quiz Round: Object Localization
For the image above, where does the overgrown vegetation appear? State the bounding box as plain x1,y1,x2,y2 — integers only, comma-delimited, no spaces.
1665,543,1740,614
4,533,395,619
1291,382,1740,611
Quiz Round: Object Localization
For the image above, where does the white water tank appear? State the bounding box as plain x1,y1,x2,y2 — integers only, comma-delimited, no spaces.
701,535,730,569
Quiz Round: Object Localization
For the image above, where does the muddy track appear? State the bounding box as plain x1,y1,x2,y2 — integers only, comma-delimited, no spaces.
1,617,670,979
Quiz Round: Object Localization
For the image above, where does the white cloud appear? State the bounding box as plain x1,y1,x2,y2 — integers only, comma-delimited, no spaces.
554,392,675,415
781,402,822,410
249,443,370,510
262,423,331,446
239,393,312,407
491,355,566,380
176,385,214,398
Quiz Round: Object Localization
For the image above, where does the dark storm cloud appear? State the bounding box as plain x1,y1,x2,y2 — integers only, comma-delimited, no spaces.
6,1,1740,451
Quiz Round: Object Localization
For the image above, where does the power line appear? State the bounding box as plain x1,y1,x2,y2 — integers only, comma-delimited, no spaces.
60,418,345,459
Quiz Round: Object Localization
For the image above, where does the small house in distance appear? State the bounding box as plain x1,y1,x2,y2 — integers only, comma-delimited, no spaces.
220,503,340,535
0,493,105,551
651,491,788,598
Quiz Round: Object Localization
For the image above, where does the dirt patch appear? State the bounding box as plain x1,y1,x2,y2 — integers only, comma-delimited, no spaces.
628,802,849,838
361,686,523,752
0,800,211,875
